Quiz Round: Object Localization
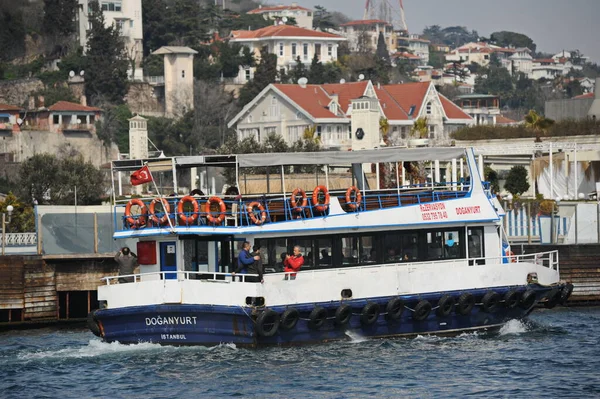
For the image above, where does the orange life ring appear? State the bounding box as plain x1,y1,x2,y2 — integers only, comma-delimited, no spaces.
177,195,199,225
149,197,171,225
312,185,330,212
290,188,308,212
124,198,147,228
345,186,362,210
507,250,517,263
205,196,226,224
246,201,267,225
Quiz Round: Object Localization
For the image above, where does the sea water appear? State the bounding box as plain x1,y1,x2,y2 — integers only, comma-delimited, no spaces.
1,307,599,399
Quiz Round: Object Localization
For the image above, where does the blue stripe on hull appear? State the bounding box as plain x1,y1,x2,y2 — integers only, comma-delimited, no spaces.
93,285,558,347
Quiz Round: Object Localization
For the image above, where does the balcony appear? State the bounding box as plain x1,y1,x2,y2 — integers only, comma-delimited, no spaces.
61,124,95,134
144,76,165,85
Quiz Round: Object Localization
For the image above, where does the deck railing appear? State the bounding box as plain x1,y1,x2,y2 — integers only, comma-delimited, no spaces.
101,250,559,285
116,183,472,231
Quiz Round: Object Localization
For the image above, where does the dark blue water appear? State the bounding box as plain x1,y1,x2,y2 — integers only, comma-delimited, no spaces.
1,307,599,399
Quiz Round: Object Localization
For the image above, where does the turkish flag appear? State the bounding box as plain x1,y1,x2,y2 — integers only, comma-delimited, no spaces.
130,165,153,186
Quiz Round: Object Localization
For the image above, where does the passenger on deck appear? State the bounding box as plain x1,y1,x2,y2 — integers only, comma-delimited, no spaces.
319,249,331,265
232,241,260,281
385,247,398,262
190,189,205,196
284,246,304,279
115,247,138,284
247,245,264,283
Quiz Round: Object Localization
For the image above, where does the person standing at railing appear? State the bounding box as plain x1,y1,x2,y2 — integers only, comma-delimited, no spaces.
232,241,260,282
115,247,138,284
284,246,304,280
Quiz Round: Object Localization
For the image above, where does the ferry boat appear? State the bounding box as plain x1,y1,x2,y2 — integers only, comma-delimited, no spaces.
88,147,573,347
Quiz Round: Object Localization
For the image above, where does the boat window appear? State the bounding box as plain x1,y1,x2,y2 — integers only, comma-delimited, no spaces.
426,231,444,260
444,230,460,259
383,232,418,262
340,234,375,265
468,227,485,265
315,238,333,267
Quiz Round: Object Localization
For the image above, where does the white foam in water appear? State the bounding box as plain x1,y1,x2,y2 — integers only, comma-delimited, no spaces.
499,319,528,335
18,339,161,360
345,330,368,343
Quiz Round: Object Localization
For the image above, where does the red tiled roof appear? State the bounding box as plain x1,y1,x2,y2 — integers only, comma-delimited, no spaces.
231,25,343,39
321,81,369,113
496,115,518,124
381,82,430,117
340,19,390,26
0,103,21,111
273,84,341,119
374,87,409,120
439,94,472,120
247,5,311,14
573,92,594,99
48,101,101,112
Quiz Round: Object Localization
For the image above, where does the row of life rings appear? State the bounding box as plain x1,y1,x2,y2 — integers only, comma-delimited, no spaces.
289,186,363,213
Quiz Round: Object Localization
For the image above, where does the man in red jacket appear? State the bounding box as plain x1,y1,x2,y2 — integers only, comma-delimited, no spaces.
284,245,304,280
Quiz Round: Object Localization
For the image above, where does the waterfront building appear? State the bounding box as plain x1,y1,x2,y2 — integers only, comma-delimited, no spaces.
338,20,395,54
247,3,314,29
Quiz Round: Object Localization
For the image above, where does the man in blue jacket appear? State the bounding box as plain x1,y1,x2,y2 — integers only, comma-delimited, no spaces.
232,241,260,281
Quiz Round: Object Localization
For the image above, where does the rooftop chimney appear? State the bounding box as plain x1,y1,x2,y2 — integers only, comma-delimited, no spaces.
588,77,600,119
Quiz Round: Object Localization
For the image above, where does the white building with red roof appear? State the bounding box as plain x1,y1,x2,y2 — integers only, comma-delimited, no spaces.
229,24,346,83
228,80,473,150
338,20,395,54
247,3,313,29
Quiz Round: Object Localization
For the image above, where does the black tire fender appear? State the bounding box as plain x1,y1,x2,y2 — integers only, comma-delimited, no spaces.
544,288,561,309
436,295,455,317
456,293,475,316
360,302,380,326
504,289,521,309
87,310,101,337
334,304,352,327
520,289,537,309
481,291,500,313
385,298,405,321
308,306,328,330
256,309,280,337
560,283,574,305
412,300,432,321
279,308,299,331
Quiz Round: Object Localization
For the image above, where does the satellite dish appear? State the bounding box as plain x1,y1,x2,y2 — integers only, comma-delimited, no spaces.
77,118,82,124
298,77,308,86
80,70,85,76
69,71,75,78
339,78,346,84
17,118,23,125
358,74,365,81
282,17,288,22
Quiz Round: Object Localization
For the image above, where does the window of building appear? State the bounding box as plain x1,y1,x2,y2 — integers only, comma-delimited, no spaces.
426,102,432,114
130,20,133,28
265,126,276,137
116,20,124,32
245,69,251,81
303,43,309,60
292,43,297,58
101,2,121,12
429,125,435,139
182,70,185,78
247,115,253,123
296,112,302,120
328,44,333,57
279,42,284,57
53,115,60,124
315,43,321,60
316,125,322,138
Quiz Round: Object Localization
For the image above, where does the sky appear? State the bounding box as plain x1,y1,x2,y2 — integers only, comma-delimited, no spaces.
290,0,600,63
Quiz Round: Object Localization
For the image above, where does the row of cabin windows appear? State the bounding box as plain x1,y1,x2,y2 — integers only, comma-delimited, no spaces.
254,226,485,271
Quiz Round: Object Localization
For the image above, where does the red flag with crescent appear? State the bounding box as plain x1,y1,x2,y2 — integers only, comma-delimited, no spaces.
130,165,153,186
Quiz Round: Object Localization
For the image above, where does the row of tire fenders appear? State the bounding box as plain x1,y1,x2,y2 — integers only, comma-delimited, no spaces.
254,284,574,337
124,186,363,228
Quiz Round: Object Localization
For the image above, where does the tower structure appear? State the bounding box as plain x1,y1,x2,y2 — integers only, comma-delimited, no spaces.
364,0,408,32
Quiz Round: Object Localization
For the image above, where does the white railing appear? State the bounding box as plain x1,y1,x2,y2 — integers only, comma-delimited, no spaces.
101,250,559,285
144,76,165,84
5,232,37,246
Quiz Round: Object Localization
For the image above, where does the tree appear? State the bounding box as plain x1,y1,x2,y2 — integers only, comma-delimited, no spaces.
290,56,308,83
474,66,513,101
0,1,26,62
34,84,77,107
524,110,554,141
0,193,35,233
193,80,238,149
490,31,536,52
484,165,500,193
85,1,129,105
504,165,530,196
42,0,78,56
309,53,326,84
313,5,335,30
237,46,277,107
412,117,428,139
17,154,105,205
376,31,390,63
95,104,133,151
